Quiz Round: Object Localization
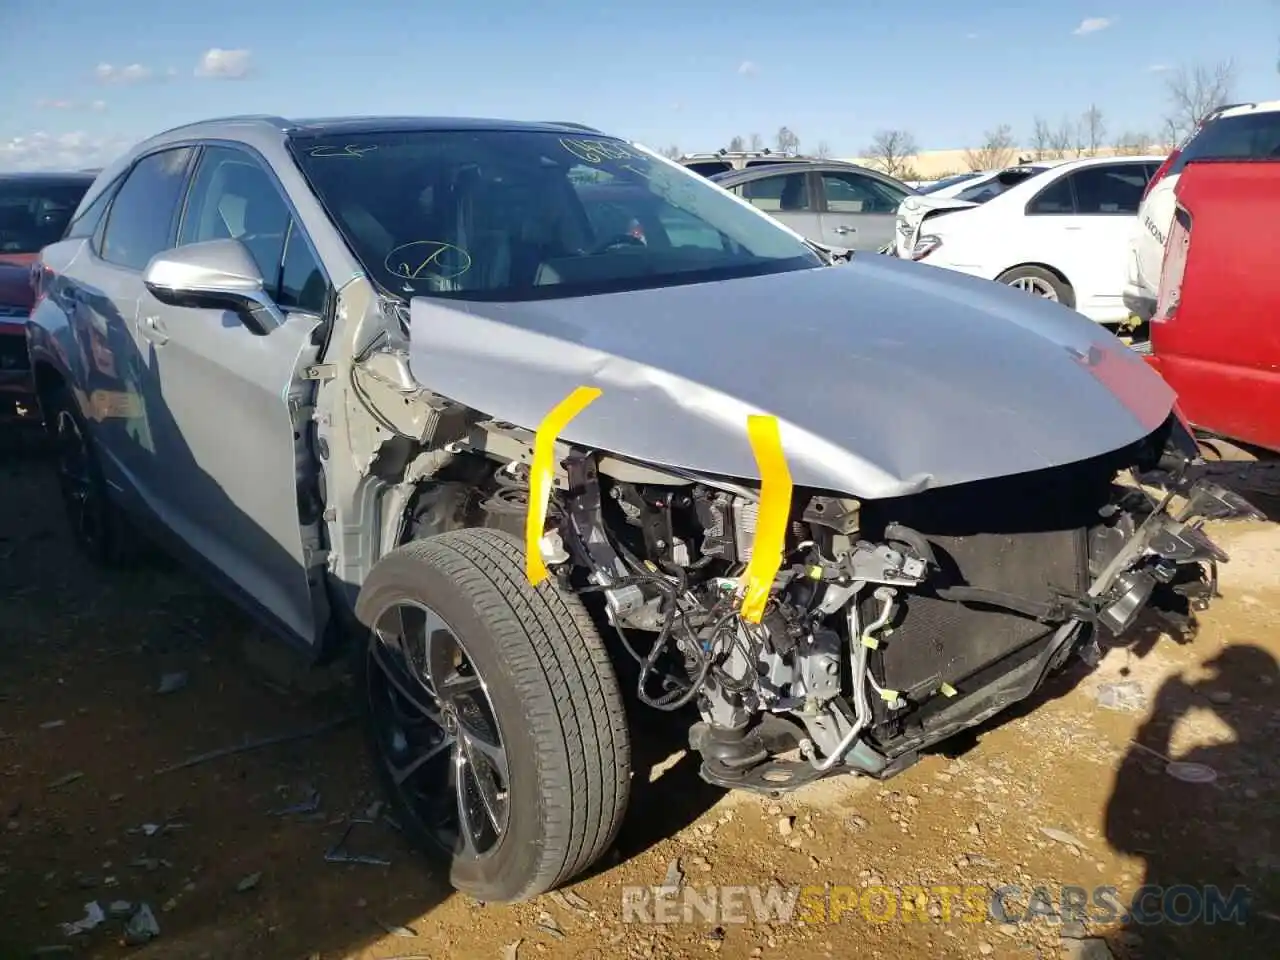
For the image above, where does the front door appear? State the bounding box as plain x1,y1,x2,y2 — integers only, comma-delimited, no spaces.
816,169,907,252
140,144,331,645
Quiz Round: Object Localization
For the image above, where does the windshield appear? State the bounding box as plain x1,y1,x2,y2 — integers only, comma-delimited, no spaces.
917,172,980,195
1172,110,1280,172
288,130,823,301
0,177,92,255
951,166,1047,205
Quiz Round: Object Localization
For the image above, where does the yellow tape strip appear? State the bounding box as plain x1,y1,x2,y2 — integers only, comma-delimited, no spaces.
738,414,793,623
525,385,602,586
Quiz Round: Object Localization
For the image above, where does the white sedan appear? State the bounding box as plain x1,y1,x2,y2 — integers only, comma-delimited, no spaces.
895,155,1166,325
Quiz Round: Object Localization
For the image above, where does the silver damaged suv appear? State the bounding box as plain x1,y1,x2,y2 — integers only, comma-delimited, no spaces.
27,115,1259,902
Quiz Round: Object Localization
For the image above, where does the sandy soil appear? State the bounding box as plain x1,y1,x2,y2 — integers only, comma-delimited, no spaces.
1,443,1276,960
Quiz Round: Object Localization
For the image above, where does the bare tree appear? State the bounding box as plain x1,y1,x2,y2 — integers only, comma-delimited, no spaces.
659,145,682,160
1048,116,1076,159
1163,59,1237,143
863,129,919,178
727,135,746,152
775,126,800,155
1081,104,1106,156
1112,130,1152,156
963,124,1016,171
1030,116,1053,160
814,140,832,159
748,132,764,151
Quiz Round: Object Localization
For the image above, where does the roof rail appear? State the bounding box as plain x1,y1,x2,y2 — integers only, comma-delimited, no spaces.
544,121,603,134
151,114,293,138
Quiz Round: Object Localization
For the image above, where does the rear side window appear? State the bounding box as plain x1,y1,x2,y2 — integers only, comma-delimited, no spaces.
99,147,196,270
65,178,120,240
0,177,93,254
1069,164,1149,214
1172,111,1280,174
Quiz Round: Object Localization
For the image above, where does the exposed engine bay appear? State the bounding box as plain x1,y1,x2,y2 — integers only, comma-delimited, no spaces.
379,392,1259,795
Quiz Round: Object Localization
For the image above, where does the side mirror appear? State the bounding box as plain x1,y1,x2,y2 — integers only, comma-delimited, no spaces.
143,239,281,336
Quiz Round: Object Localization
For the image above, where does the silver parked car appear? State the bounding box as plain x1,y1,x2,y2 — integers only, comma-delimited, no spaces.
711,160,917,253
27,115,1257,903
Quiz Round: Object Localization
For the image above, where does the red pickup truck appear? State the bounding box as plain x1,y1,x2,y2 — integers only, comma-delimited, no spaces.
1143,158,1280,457
0,171,96,424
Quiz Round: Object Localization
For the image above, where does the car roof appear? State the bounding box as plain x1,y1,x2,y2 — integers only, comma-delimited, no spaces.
711,159,911,184
951,153,1168,211
1213,99,1280,119
0,170,98,184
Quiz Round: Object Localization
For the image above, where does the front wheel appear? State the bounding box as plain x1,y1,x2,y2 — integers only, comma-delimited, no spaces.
353,528,631,902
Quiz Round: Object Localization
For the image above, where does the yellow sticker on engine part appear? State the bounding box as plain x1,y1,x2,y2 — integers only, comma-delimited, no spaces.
879,688,901,702
861,634,879,649
738,414,793,623
525,385,603,585
940,682,957,698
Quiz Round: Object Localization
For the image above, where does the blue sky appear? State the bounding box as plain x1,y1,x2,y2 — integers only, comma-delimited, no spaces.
1,0,1276,170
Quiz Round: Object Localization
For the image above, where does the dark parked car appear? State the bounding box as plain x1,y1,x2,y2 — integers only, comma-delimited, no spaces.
711,161,917,253
0,171,96,423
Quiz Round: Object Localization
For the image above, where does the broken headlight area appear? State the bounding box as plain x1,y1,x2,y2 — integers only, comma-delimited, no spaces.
535,422,1260,796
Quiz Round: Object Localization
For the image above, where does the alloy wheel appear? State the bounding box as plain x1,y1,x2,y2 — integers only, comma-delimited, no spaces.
54,409,106,552
1008,275,1060,300
366,600,510,859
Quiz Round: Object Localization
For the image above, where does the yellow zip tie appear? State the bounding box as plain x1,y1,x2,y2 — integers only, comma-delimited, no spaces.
861,634,879,650
939,682,957,698
878,688,901,702
525,385,602,585
738,414,793,624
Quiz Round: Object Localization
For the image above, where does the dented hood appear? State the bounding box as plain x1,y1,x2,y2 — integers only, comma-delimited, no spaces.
406,256,1174,499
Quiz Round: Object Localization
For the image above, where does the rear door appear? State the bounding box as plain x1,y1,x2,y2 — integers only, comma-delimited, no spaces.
1020,162,1150,321
1058,162,1152,317
727,170,821,242
815,169,908,251
141,143,331,645
70,146,197,499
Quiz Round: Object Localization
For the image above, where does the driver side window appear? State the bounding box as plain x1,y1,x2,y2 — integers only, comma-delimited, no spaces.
178,146,327,313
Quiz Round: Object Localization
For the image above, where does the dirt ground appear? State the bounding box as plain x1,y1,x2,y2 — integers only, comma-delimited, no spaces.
2,440,1277,960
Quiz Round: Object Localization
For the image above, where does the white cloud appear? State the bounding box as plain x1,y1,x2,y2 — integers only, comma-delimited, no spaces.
1147,63,1171,73
195,48,252,79
737,60,759,77
0,131,132,172
965,32,981,40
91,100,108,112
35,99,75,110
95,62,154,84
1072,17,1112,36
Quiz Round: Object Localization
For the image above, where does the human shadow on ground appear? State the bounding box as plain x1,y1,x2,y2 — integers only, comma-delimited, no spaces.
1101,643,1280,958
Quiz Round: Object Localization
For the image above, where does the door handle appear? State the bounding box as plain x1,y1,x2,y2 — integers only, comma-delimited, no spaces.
832,225,857,235
139,314,170,346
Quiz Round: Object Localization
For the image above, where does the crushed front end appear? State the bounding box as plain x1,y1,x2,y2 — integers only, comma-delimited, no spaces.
540,412,1259,793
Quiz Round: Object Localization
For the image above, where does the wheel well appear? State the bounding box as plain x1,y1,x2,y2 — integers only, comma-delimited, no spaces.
32,361,66,421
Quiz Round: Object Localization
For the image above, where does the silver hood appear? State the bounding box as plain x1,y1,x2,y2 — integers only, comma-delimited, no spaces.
406,256,1175,500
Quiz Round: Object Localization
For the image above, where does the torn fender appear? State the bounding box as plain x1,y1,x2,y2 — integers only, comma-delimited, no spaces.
406,255,1176,500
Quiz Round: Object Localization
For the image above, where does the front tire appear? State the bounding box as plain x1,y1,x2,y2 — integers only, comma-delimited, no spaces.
354,528,631,902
